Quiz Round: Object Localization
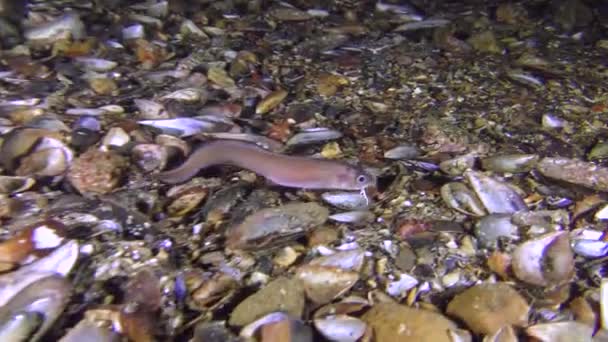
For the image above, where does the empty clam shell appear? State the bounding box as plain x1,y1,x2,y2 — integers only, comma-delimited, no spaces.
160,88,207,103
101,127,130,148
0,176,35,194
155,134,190,156
25,13,85,44
74,57,117,72
0,311,43,342
138,117,233,137
122,24,144,40
464,170,527,214
383,144,421,160
0,275,72,342
132,144,169,172
286,128,343,146
314,315,367,342
16,148,68,178
0,128,63,171
329,210,375,224
198,133,283,152
441,182,487,217
512,231,574,286
134,99,168,120
321,191,370,210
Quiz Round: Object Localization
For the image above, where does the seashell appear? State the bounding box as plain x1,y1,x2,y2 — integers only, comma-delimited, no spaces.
512,231,574,286
441,182,487,217
464,170,527,214
0,219,65,269
439,154,476,176
314,315,367,342
481,154,539,173
73,116,100,132
296,264,359,305
25,117,69,132
321,191,370,210
383,144,421,160
475,214,520,248
239,312,291,338
16,147,69,178
0,275,72,342
0,311,43,341
286,128,343,146
525,321,593,342
160,88,207,103
24,13,85,45
138,117,233,137
73,57,117,72
198,132,283,152
0,128,63,171
571,239,608,258
101,127,130,148
180,20,208,40
385,273,418,298
131,144,169,172
270,7,312,21
0,176,35,194
226,202,329,250
155,134,190,156
134,99,168,120
328,210,375,224
314,297,369,319
122,24,144,40
394,19,451,32
58,319,120,342
65,105,124,116
255,89,288,115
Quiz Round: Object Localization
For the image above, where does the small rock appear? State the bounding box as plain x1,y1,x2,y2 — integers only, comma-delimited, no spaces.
67,149,128,194
363,303,461,342
446,282,529,335
467,31,501,54
229,277,305,327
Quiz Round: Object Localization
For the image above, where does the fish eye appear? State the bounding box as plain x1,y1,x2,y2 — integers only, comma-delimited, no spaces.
357,175,367,183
